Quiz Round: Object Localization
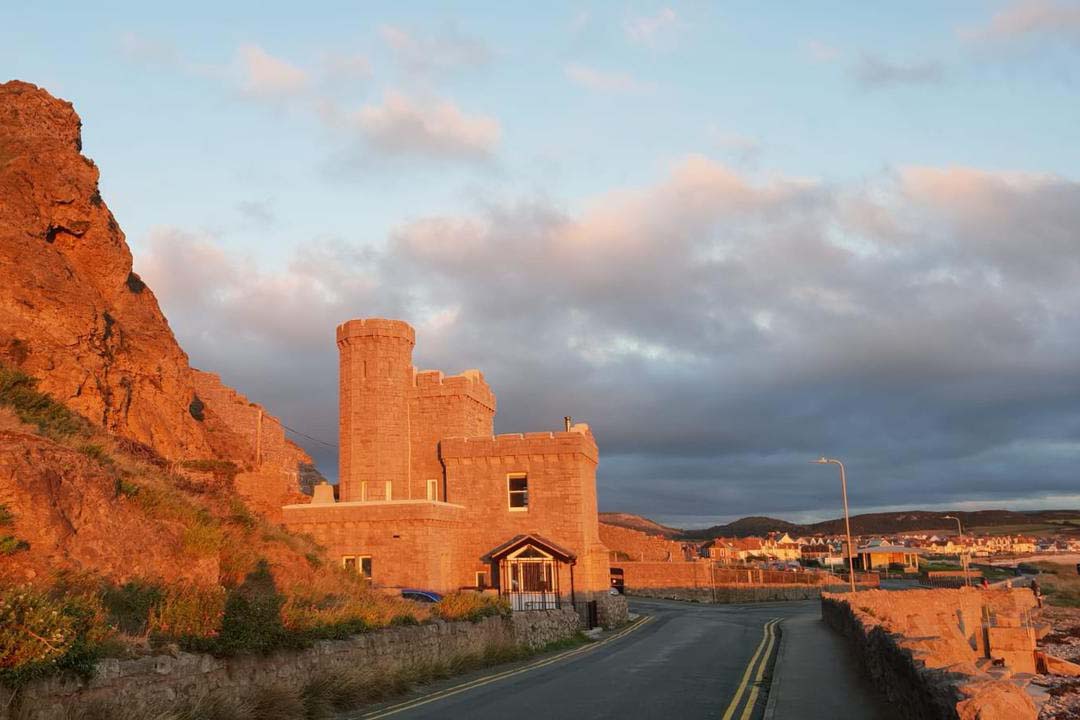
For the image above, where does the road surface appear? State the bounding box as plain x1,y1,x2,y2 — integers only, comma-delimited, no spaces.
346,598,899,720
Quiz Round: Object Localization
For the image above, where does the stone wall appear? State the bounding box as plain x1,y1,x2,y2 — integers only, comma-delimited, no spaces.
628,584,868,603
1,609,579,720
595,592,629,628
822,589,1040,720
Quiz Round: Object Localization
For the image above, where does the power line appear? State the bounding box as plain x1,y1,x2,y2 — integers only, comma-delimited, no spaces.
265,414,336,446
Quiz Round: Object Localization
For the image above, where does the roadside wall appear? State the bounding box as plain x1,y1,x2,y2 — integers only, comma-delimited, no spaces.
822,589,1039,720
628,584,871,603
2,609,579,720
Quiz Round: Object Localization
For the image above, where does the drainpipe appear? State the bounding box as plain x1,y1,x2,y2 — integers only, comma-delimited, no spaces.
570,559,577,609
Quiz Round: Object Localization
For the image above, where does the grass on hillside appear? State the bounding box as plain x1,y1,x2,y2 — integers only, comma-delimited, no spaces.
1032,562,1080,608
0,362,449,689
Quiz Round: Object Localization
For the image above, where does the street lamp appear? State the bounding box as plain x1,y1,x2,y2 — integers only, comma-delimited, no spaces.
943,515,970,587
813,457,857,592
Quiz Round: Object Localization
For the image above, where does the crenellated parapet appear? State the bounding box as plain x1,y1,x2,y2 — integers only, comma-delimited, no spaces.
413,368,497,413
336,318,415,347
440,424,598,464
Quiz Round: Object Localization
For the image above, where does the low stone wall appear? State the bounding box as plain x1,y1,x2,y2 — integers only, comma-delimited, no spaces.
628,583,875,604
1,609,579,720
822,589,1039,720
596,592,629,628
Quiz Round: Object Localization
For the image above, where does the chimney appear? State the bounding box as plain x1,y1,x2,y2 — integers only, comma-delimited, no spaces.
564,416,572,432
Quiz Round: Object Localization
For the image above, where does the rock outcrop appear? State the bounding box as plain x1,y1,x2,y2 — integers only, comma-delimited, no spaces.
0,80,311,499
0,80,322,584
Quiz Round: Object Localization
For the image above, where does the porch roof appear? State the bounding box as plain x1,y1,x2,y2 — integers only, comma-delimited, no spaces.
481,534,577,563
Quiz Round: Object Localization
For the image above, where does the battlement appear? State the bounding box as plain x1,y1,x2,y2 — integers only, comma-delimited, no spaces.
413,369,497,412
336,318,416,346
440,423,598,463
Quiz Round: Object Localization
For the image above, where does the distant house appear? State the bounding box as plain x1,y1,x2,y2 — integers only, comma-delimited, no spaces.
856,544,921,572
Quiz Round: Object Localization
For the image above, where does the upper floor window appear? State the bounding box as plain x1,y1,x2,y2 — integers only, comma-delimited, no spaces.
427,478,438,501
508,474,528,511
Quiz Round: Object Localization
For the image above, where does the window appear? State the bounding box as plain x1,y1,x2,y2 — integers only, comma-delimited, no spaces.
384,481,393,501
361,482,368,502
508,474,528,511
426,478,438,501
476,571,488,589
343,555,372,579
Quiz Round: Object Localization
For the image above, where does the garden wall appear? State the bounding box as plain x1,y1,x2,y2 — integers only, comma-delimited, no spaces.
627,584,872,603
822,588,1040,720
1,609,579,720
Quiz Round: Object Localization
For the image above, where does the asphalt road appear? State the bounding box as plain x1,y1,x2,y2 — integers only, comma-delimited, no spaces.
346,598,892,720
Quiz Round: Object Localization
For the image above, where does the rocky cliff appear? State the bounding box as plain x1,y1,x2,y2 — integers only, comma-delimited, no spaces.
0,80,317,583
0,80,311,504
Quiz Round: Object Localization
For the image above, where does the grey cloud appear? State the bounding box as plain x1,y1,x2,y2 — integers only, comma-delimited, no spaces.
133,159,1080,526
852,53,945,90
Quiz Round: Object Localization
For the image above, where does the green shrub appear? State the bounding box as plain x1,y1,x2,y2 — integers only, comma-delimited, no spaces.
78,443,113,465
432,592,511,622
182,523,224,557
0,536,29,555
180,459,240,479
102,581,163,636
148,584,225,639
0,505,13,526
217,560,288,654
114,477,140,499
0,584,111,687
227,498,257,531
0,364,84,438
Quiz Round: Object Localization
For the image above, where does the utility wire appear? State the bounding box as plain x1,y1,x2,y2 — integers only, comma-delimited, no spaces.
273,418,338,449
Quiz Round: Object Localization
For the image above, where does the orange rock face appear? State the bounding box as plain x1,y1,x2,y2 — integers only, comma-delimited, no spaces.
0,81,312,477
0,81,321,585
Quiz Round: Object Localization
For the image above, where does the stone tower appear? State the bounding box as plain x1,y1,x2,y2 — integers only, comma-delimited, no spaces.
336,318,415,502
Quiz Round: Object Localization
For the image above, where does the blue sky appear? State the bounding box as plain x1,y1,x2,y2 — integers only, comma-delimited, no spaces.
5,2,1080,525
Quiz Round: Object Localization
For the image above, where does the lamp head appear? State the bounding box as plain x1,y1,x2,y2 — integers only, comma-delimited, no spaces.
813,456,829,465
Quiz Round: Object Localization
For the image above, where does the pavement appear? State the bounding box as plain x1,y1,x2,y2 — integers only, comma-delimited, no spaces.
343,598,898,720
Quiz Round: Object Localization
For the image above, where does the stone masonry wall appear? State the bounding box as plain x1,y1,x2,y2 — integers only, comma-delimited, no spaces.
822,589,1039,720
2,609,579,720
628,584,866,603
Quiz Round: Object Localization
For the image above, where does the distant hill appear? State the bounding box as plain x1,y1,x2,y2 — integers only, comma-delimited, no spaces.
606,509,1080,540
598,512,682,538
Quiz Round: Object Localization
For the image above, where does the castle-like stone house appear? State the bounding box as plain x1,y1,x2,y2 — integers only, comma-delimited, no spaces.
282,319,612,611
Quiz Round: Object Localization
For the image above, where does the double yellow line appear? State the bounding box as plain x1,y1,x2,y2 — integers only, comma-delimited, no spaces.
360,615,654,719
720,617,781,720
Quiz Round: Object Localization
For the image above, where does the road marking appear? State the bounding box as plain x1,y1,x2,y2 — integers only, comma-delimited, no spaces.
360,614,654,719
739,618,779,720
720,618,780,720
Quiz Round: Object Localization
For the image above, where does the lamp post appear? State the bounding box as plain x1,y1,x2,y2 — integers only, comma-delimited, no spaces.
813,457,857,592
943,515,970,587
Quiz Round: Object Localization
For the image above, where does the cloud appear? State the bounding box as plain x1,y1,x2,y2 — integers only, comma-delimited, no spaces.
624,7,679,47
119,32,181,67
379,23,491,77
852,53,945,90
319,52,372,88
963,0,1080,46
564,64,653,94
803,39,840,63
234,45,309,100
353,91,501,160
135,159,1080,524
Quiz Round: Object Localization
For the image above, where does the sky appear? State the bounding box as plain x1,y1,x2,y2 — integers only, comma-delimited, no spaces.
4,1,1080,527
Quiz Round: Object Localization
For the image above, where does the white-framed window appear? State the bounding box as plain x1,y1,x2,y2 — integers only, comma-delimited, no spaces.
343,555,372,579
476,571,488,589
426,478,438,501
384,481,393,501
507,473,528,511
